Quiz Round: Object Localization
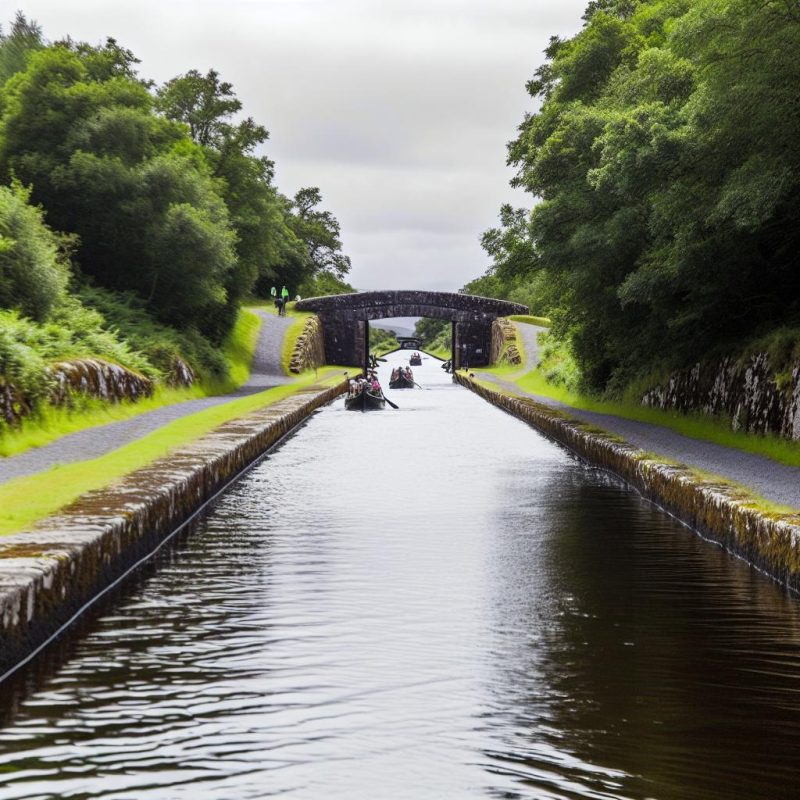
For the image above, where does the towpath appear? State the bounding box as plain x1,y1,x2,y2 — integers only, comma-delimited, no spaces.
481,322,800,510
0,311,294,486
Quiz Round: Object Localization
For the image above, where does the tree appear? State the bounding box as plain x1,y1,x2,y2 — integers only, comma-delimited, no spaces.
156,69,255,149
0,12,43,84
490,0,800,392
0,182,70,321
291,187,351,278
0,45,237,338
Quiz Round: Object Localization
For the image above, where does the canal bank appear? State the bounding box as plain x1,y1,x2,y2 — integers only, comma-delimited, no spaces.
456,372,800,594
3,350,800,800
0,379,347,679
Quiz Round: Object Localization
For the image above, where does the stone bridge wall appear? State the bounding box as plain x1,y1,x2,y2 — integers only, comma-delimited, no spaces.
295,291,527,368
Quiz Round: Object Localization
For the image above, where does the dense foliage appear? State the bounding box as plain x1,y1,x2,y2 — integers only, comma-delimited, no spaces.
0,183,70,321
475,0,800,392
368,325,399,356
0,13,353,414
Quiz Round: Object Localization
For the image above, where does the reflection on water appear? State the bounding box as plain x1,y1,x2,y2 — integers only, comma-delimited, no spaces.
1,351,800,799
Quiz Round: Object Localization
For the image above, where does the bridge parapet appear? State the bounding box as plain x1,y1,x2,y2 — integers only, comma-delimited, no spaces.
296,290,526,323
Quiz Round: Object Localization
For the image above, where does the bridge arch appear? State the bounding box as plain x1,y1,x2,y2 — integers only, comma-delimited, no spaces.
295,290,527,368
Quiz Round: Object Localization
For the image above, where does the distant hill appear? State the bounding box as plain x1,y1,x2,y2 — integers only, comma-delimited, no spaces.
370,321,415,339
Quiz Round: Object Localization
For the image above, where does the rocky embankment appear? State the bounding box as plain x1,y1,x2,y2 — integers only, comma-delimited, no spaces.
288,316,326,374
642,353,800,441
0,358,165,426
490,318,523,366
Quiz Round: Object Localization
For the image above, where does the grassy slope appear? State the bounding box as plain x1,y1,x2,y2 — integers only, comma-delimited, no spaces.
508,314,551,327
0,308,263,457
0,367,347,536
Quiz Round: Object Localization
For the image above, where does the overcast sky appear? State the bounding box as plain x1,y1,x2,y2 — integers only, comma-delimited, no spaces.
13,0,588,293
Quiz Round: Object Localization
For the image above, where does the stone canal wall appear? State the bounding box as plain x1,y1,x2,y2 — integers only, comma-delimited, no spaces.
456,373,800,594
0,380,347,678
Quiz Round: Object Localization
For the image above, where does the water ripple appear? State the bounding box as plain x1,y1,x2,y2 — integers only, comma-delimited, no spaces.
2,353,800,799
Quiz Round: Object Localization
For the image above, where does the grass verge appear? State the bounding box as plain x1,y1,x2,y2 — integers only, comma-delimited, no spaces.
469,372,800,517
0,367,348,537
0,308,264,458
425,347,450,360
488,366,800,468
509,314,551,327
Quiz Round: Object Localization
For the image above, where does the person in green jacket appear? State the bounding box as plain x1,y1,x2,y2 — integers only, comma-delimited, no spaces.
280,285,289,315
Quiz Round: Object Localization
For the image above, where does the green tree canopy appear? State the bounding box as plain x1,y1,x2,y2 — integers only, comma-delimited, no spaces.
478,0,800,392
0,182,69,320
0,12,43,85
0,44,237,338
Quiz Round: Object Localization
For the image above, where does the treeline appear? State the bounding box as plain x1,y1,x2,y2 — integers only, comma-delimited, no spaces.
0,13,353,401
472,0,800,393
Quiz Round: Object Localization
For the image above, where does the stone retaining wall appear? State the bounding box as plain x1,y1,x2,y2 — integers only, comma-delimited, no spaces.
288,316,326,374
456,373,800,594
641,353,800,441
490,318,523,366
0,380,347,677
1,359,155,427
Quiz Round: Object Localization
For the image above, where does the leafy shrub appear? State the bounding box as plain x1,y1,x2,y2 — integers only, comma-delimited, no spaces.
0,312,51,401
76,283,226,378
0,183,70,321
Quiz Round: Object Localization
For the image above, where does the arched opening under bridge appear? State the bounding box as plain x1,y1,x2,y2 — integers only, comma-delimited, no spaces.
294,290,527,369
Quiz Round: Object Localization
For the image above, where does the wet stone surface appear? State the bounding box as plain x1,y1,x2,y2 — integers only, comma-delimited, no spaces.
0,381,346,676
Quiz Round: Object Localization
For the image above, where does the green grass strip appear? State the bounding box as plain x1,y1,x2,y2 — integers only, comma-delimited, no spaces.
508,314,551,327
488,366,800,468
0,367,347,537
0,308,264,458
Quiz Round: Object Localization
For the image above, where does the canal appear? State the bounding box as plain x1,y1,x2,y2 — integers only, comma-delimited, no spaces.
1,351,800,799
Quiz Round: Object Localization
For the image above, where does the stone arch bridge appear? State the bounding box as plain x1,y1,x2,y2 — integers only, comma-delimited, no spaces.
295,290,527,368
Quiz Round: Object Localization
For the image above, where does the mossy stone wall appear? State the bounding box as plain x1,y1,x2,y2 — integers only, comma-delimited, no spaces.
457,373,800,594
0,380,347,677
642,354,800,441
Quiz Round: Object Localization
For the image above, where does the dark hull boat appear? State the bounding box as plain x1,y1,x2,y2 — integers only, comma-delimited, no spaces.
409,354,422,366
345,389,386,411
389,374,415,389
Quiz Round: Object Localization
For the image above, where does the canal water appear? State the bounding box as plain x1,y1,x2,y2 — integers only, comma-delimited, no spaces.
1,351,800,799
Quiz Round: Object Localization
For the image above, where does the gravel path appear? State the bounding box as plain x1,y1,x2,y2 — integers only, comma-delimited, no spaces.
483,321,800,510
0,311,294,486
514,322,546,371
